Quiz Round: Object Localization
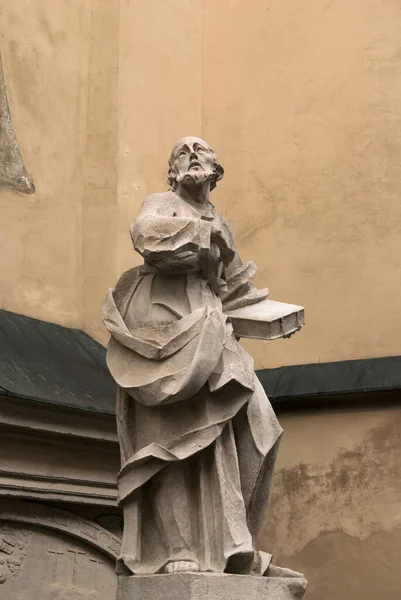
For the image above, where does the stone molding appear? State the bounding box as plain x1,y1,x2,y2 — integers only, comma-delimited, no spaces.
0,395,117,443
0,469,117,506
0,395,118,505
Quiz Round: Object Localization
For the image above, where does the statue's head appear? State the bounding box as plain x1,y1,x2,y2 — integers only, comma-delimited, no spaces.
167,137,224,192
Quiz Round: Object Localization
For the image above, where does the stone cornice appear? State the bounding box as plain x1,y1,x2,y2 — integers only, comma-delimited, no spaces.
0,394,118,506
0,395,117,443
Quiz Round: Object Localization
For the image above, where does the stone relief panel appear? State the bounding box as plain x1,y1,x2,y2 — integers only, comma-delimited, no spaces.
0,525,31,584
0,524,116,600
0,501,119,600
94,516,123,539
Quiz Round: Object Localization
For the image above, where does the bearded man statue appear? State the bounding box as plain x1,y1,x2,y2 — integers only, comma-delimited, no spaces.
102,137,303,585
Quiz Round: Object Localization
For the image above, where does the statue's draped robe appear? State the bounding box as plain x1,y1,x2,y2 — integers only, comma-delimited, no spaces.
102,191,283,575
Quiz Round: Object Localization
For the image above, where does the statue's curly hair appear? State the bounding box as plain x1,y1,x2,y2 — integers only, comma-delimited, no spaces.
167,145,224,192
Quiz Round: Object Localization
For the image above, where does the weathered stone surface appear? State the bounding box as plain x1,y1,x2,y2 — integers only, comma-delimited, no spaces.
0,54,34,195
117,571,308,600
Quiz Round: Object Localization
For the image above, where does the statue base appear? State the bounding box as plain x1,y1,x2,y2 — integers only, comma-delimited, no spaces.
117,570,308,600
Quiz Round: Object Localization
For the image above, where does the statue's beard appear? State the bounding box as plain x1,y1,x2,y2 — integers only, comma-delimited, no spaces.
176,168,213,187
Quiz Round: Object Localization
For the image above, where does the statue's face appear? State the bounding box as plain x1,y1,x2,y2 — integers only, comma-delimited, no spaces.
170,137,215,187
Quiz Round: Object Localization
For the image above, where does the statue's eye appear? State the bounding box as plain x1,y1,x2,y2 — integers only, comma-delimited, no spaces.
179,151,187,157
197,147,205,153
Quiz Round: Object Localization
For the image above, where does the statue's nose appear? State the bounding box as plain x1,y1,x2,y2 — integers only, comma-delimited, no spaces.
190,151,198,160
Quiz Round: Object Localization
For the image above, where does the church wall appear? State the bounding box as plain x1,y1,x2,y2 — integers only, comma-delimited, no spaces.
1,0,400,368
260,403,401,600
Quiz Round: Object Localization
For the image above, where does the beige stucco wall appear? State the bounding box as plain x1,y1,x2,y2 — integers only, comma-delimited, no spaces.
200,0,401,369
1,0,400,368
0,0,119,336
260,403,401,599
1,2,87,326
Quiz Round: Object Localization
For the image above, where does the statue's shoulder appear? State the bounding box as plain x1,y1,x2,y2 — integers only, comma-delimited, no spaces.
140,190,178,213
211,210,237,252
217,212,231,228
215,211,234,235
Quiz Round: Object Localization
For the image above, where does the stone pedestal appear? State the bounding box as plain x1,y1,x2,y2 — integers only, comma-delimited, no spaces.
117,571,308,600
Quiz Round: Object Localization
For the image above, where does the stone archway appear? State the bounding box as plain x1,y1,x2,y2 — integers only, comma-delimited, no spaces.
0,499,120,599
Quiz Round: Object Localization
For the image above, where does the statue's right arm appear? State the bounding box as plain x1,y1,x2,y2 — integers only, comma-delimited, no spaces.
131,194,213,268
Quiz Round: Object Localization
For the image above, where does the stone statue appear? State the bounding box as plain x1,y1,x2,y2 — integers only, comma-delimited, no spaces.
102,137,307,599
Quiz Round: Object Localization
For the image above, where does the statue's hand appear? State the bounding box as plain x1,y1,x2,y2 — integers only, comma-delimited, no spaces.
198,246,221,277
210,226,235,267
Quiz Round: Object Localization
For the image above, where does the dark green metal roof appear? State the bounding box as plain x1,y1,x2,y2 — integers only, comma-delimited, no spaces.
0,309,116,413
257,356,401,408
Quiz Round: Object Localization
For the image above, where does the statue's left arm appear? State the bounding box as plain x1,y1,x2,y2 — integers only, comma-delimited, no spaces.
219,216,304,341
219,215,269,312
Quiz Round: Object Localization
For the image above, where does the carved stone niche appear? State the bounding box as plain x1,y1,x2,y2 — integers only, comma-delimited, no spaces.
0,500,120,600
